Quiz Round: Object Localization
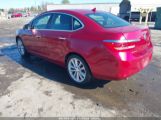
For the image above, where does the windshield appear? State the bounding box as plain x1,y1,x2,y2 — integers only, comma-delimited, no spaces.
86,12,130,28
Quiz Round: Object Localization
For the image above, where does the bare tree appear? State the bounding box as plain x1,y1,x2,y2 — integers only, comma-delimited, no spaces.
40,1,54,12
8,8,14,14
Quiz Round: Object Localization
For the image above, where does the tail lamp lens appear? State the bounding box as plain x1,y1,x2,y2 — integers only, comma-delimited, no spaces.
103,36,139,51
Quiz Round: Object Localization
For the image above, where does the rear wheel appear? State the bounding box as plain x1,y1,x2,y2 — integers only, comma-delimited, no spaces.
66,55,92,85
16,38,30,58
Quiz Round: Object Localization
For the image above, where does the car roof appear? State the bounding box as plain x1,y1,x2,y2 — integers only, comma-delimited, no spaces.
47,9,103,15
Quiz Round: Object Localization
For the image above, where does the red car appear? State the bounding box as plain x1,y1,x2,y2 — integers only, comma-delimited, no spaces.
16,9,153,85
11,13,22,18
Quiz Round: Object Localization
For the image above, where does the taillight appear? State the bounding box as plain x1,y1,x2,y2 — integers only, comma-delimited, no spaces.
103,36,140,51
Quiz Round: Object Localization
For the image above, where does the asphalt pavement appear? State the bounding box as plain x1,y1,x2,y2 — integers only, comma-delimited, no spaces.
0,18,161,117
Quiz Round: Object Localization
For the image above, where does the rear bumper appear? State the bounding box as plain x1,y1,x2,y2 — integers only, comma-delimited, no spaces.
91,46,153,81
115,49,152,80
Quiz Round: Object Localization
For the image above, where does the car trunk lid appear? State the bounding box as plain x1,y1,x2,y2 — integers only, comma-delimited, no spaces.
104,25,151,53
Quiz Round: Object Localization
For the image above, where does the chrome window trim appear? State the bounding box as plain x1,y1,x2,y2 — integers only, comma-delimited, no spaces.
103,39,140,43
30,12,85,32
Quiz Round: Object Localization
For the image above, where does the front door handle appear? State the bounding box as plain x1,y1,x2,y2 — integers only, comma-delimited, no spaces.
58,37,67,40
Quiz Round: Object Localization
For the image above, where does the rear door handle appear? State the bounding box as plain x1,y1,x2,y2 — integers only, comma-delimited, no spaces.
36,35,41,39
58,37,67,40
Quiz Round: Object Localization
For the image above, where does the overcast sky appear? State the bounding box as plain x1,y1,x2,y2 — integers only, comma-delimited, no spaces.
0,0,121,9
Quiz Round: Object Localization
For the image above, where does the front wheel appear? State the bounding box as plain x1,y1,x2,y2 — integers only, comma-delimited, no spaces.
66,55,92,85
16,38,30,58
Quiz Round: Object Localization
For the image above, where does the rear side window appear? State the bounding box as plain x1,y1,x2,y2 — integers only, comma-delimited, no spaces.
49,13,83,31
49,13,72,30
87,12,130,28
73,18,82,30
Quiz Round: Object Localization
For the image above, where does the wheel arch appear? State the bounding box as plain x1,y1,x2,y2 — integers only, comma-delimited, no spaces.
65,52,85,64
16,36,21,43
65,52,93,75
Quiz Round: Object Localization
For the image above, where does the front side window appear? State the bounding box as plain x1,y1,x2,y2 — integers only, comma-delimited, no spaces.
32,14,51,29
87,12,130,28
49,13,72,30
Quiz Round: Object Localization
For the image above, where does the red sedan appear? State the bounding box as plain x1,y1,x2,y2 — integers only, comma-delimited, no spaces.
11,13,22,18
16,9,153,85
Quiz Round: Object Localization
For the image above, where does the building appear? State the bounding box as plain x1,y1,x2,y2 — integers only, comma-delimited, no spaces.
47,0,161,15
0,9,6,20
47,3,119,15
130,0,161,12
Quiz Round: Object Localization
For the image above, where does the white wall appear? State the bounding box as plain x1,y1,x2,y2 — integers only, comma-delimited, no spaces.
47,3,119,15
130,0,161,11
47,1,161,15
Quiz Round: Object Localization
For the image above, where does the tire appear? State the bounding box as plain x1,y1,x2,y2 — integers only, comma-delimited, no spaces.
16,38,30,58
66,55,92,85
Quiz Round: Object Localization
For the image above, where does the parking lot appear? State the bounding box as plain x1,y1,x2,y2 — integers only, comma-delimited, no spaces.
0,17,161,117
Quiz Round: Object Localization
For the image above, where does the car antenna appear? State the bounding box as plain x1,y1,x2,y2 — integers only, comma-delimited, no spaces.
92,8,96,13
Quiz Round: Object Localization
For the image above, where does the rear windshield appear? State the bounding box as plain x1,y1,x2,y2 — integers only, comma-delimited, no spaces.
86,12,130,28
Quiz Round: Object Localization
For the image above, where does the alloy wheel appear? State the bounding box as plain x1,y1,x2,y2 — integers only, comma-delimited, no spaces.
68,58,87,83
17,39,25,56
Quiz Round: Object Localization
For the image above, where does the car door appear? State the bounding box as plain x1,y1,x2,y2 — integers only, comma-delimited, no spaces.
40,13,73,62
23,13,52,56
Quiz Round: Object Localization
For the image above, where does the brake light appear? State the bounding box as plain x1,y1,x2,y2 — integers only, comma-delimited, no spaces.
103,36,140,51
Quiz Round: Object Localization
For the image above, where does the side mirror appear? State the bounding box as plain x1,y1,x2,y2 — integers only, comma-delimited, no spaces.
23,24,30,30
